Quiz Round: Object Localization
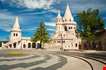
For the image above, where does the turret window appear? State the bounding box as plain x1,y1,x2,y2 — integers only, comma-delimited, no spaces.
69,27,72,29
13,33,15,36
16,33,18,36
13,33,18,36
76,43,77,47
64,26,67,31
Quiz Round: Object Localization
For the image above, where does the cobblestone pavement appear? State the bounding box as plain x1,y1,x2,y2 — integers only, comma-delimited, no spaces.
0,49,105,70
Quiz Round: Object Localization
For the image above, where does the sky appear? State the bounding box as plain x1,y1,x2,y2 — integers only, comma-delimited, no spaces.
0,0,106,41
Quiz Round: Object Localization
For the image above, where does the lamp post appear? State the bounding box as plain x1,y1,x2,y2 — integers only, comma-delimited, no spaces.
60,33,63,50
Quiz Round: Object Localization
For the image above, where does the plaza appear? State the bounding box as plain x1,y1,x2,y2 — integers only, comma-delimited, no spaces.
0,49,105,70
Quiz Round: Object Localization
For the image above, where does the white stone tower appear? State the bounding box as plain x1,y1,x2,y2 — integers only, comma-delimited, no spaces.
10,16,21,43
52,4,81,50
56,10,64,32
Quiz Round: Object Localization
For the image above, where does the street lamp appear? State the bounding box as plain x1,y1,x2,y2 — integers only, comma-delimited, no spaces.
60,33,64,50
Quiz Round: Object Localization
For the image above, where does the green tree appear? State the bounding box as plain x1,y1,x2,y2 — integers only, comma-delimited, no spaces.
32,21,49,48
77,8,104,49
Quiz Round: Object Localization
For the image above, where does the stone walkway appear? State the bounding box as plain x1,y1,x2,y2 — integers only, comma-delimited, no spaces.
0,50,105,70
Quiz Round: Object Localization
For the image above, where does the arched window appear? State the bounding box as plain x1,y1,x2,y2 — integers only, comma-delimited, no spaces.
76,43,77,47
13,33,15,36
64,26,67,31
69,27,71,29
16,33,18,36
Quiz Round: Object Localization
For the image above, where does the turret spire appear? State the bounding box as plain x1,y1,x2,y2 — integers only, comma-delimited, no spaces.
64,4,74,21
12,16,21,31
57,10,62,18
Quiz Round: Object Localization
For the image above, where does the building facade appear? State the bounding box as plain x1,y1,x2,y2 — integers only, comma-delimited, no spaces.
49,4,81,50
2,17,37,49
2,4,81,50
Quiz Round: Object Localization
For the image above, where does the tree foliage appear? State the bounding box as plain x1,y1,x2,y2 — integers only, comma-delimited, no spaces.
32,21,49,47
77,8,104,42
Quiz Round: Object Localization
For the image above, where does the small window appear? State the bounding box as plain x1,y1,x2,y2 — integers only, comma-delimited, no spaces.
57,41,60,43
64,26,67,31
69,27,71,29
13,33,15,36
16,33,18,36
76,43,77,47
63,41,65,43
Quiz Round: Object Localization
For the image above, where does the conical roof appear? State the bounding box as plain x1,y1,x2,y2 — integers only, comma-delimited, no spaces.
57,10,62,18
12,16,21,31
64,4,74,21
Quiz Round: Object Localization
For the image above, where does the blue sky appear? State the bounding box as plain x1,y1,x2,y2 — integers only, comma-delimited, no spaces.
0,0,106,41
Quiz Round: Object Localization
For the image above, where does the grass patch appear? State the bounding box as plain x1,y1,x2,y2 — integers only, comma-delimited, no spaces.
7,51,27,57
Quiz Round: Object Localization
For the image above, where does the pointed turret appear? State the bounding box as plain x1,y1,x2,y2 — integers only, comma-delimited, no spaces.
64,4,74,22
12,16,21,32
56,10,62,23
57,10,62,18
10,16,21,42
56,10,64,32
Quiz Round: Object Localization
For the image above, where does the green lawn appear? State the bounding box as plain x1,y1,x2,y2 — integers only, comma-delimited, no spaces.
7,51,27,57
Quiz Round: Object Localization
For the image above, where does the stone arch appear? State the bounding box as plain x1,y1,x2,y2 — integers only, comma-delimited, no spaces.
28,43,31,48
9,44,12,48
23,44,26,48
13,42,17,48
64,26,67,31
75,43,77,47
32,43,36,48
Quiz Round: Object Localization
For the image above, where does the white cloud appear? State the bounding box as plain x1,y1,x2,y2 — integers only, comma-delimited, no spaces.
45,22,55,27
11,0,53,9
47,28,55,31
22,27,37,31
0,13,13,32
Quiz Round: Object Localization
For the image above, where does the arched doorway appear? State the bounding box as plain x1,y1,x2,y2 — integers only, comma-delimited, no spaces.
9,44,12,48
23,44,26,48
36,43,41,48
28,43,31,48
32,43,36,48
13,42,16,48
